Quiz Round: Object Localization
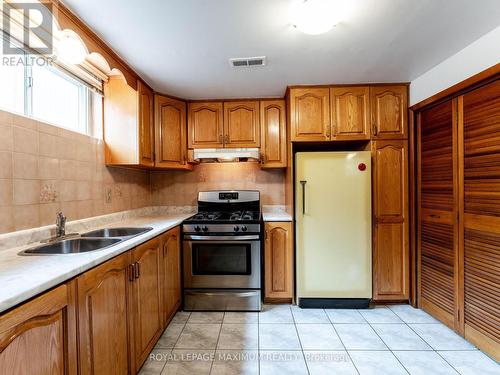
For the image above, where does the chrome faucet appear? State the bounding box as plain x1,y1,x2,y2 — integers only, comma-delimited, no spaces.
55,212,66,238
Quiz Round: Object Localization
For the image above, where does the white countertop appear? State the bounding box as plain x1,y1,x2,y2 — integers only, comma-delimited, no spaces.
0,212,192,314
262,211,293,222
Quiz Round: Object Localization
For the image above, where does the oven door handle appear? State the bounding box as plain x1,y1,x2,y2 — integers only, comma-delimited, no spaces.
184,235,260,241
185,290,258,297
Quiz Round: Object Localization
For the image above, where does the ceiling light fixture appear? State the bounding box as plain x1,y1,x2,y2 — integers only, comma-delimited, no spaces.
290,0,348,35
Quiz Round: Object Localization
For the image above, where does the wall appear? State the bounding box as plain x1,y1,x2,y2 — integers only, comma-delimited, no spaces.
0,110,151,234
151,162,285,206
410,25,500,105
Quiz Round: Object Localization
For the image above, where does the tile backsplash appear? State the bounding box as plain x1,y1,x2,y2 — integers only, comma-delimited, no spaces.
0,110,151,234
151,162,285,206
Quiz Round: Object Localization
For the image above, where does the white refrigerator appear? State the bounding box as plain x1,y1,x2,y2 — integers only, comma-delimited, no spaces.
295,151,372,308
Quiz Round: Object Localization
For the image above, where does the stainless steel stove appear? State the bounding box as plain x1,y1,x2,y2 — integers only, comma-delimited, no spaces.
182,190,262,311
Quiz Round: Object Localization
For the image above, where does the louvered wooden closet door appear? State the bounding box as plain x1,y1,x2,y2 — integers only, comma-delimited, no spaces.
418,99,458,328
462,79,500,351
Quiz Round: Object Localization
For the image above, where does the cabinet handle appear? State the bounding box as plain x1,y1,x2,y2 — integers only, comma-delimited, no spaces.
219,134,223,144
128,264,135,282
224,134,229,143
326,125,331,138
372,117,378,136
134,262,140,279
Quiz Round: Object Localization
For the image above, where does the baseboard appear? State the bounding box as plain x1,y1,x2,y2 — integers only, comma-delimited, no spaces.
298,298,371,309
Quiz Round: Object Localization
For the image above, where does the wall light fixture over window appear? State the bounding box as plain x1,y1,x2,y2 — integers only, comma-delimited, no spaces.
290,0,353,35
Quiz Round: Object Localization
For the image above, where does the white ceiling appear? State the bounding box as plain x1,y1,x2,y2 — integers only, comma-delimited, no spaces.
64,0,500,99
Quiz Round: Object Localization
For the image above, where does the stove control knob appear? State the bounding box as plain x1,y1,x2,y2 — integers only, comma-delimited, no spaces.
241,225,248,232
202,226,209,232
233,225,240,232
194,226,201,232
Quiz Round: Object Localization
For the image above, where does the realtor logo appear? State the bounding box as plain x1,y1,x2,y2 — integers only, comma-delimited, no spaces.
2,1,53,55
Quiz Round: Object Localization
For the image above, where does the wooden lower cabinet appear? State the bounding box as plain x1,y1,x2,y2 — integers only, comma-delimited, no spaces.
160,226,182,327
77,252,133,375
264,222,293,301
0,282,77,375
131,238,163,369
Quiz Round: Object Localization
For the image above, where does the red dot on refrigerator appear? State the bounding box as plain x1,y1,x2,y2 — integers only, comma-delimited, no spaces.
358,163,366,171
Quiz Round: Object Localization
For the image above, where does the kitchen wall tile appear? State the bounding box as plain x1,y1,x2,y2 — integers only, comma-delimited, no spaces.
12,114,38,130
0,206,14,233
0,152,13,178
59,180,78,202
39,132,59,158
38,157,59,179
0,110,13,126
0,179,13,206
59,159,78,180
39,180,58,203
13,179,40,205
14,204,39,231
39,202,61,226
13,126,38,155
13,152,38,179
37,121,59,136
0,123,13,151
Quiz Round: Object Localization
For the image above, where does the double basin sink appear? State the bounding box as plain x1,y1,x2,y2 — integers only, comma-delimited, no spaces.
20,227,153,255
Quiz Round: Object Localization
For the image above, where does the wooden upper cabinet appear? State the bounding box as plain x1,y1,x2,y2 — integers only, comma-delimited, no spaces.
330,86,370,140
160,226,181,327
372,140,409,301
138,81,155,166
223,101,260,147
188,102,224,148
76,252,132,375
371,85,408,139
260,100,287,168
0,282,77,375
264,222,293,301
104,76,155,166
155,95,191,170
131,238,163,369
290,87,330,141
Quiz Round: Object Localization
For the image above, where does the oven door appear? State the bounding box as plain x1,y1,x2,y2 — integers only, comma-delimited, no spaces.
183,235,260,289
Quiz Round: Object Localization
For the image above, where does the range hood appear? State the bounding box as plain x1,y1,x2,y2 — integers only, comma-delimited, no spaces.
193,148,260,162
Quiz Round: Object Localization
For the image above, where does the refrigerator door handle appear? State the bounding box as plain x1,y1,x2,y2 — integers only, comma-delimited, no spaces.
300,180,307,214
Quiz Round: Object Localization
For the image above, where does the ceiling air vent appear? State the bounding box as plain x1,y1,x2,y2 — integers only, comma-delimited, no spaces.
229,56,266,68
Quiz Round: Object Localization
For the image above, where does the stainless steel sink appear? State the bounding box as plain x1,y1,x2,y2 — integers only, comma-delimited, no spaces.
81,227,153,238
20,238,122,255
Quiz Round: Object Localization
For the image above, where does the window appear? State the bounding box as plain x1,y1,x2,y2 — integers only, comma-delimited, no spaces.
0,33,102,137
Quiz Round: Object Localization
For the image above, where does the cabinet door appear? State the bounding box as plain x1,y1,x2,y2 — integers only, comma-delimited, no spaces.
223,101,260,147
260,100,287,168
289,88,330,141
462,79,500,354
0,282,77,375
417,100,459,329
161,226,181,327
138,81,155,166
131,238,162,369
155,95,191,169
77,252,132,375
264,222,293,300
188,102,224,148
371,85,408,139
330,86,370,140
372,140,409,300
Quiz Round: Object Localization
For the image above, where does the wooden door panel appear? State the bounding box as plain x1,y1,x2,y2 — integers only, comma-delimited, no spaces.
155,95,190,169
374,141,407,218
462,79,500,355
290,88,330,141
0,283,77,375
373,140,409,301
264,222,293,300
223,101,260,147
371,86,407,139
138,81,154,166
260,100,286,168
418,99,458,328
161,227,181,326
188,102,223,148
330,86,370,140
132,238,162,367
76,253,131,375
374,223,407,298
